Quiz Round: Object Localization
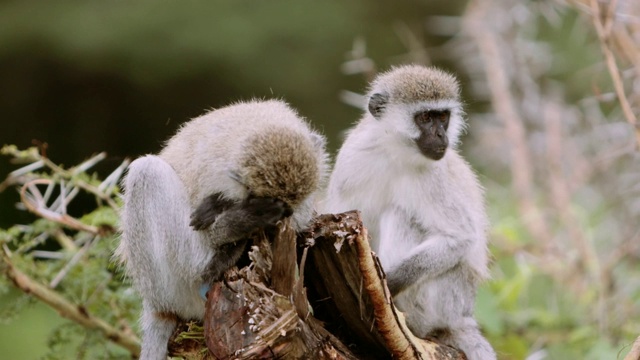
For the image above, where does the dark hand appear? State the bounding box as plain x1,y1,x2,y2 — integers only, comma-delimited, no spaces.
244,196,293,229
190,193,236,230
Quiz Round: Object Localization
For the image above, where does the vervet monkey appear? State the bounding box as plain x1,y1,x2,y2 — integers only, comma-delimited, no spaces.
117,99,328,359
323,65,495,360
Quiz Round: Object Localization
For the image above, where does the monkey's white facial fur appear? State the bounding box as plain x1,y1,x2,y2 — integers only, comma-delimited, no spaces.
378,100,465,146
367,65,467,161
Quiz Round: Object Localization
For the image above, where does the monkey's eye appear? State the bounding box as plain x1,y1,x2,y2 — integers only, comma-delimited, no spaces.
414,112,431,125
424,110,450,128
439,110,450,127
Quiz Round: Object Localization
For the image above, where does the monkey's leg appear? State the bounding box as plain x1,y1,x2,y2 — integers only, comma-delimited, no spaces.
429,273,496,360
443,317,496,360
140,302,179,360
122,155,208,359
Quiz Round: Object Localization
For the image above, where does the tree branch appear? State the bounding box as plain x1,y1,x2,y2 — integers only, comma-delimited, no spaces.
589,0,640,148
625,335,640,360
0,247,141,356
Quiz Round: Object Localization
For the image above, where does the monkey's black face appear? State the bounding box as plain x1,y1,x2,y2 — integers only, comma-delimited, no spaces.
413,110,450,160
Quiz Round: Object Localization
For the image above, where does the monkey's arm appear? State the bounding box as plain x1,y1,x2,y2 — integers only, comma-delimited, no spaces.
189,193,236,230
384,235,473,295
379,210,475,295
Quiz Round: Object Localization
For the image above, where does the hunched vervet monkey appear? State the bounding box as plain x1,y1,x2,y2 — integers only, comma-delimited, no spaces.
117,99,328,359
323,65,496,360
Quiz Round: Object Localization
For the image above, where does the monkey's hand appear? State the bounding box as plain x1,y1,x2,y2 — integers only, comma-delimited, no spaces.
201,240,249,284
243,196,293,228
190,193,236,230
385,267,410,296
190,194,292,231
192,195,292,247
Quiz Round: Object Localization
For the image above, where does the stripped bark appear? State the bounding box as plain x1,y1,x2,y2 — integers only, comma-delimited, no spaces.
168,211,464,360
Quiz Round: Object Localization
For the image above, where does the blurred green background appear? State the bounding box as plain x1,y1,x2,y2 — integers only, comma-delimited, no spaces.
0,0,464,228
1,0,639,359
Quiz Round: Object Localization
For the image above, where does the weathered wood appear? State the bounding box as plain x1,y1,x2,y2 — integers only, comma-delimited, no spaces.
304,212,464,360
168,211,465,360
303,213,389,358
271,218,297,297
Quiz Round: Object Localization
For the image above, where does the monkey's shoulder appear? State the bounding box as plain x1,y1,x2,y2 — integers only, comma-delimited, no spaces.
442,152,483,191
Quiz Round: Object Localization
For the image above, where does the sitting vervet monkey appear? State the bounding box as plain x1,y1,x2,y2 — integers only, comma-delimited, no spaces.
323,65,496,360
117,99,328,359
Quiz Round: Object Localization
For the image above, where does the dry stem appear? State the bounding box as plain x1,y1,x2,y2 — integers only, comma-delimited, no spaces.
625,335,640,360
465,0,552,246
589,0,640,148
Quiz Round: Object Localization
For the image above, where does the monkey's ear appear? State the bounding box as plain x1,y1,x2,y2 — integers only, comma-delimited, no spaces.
368,93,389,119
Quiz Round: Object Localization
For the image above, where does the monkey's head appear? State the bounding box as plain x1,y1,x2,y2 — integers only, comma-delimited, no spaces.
367,65,465,161
238,126,325,209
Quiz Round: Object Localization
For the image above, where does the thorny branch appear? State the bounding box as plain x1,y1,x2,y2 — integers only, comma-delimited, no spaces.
1,145,129,211
0,146,138,356
20,179,100,234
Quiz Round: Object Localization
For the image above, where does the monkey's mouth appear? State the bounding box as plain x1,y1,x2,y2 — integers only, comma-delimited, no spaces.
420,147,447,161
415,136,447,161
430,148,446,160
417,145,447,161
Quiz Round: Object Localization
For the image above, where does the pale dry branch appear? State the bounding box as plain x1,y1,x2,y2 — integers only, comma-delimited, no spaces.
544,101,596,271
565,0,640,147
464,0,552,245
20,179,99,234
54,229,79,252
589,0,640,147
625,335,640,360
2,146,126,211
71,152,106,175
49,235,97,289
0,160,45,192
73,157,130,210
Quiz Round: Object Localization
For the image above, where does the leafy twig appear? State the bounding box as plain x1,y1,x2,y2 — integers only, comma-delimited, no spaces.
0,247,141,356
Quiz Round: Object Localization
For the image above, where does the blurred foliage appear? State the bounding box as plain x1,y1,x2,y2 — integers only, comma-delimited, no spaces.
1,0,639,359
458,1,640,359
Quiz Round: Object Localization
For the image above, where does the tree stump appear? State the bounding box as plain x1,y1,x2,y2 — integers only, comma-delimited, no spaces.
167,211,465,360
